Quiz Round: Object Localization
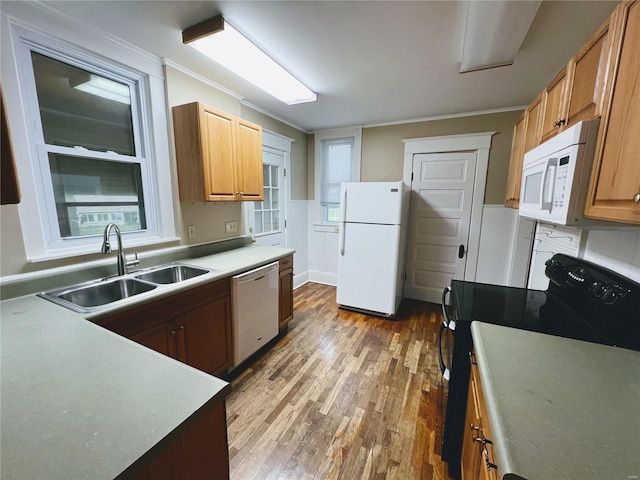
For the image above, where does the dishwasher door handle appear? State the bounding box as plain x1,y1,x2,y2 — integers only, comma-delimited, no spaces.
254,275,265,281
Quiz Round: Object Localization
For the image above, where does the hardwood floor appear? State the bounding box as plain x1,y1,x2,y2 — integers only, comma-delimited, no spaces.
226,283,452,480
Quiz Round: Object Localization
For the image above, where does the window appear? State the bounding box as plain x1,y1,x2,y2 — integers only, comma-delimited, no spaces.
254,162,281,235
314,127,361,223
7,22,176,260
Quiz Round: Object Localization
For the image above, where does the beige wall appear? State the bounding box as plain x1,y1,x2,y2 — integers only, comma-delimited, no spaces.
361,110,523,204
306,110,521,204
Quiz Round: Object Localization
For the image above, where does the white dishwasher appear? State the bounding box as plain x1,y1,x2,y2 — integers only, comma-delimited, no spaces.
231,261,279,367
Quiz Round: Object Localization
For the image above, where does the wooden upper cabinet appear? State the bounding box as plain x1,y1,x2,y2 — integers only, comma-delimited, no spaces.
523,93,543,153
540,67,569,142
173,102,263,202
585,0,640,224
565,16,615,129
234,118,263,201
504,93,543,209
504,112,526,208
202,107,237,201
1,89,21,205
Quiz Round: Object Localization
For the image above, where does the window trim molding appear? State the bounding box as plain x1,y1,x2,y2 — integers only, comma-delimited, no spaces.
2,14,177,262
313,126,362,225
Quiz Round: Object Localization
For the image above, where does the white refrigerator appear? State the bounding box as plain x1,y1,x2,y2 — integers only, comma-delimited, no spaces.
336,181,409,317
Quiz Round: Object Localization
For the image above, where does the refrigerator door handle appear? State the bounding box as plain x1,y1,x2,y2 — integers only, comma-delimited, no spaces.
339,188,347,256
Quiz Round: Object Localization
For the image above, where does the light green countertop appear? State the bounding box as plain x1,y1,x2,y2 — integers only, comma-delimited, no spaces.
1,243,293,479
471,322,640,480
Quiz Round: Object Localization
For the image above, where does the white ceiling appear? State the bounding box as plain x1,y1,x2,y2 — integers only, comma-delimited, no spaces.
36,0,618,132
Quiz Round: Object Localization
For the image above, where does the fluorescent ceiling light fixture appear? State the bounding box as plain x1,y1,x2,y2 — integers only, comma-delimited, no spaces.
73,75,131,104
460,0,542,73
183,16,317,105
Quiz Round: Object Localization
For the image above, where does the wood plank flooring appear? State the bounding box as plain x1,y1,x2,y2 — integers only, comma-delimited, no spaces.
226,283,452,480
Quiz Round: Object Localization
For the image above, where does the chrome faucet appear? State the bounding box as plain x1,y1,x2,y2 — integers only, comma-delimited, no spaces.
101,223,138,275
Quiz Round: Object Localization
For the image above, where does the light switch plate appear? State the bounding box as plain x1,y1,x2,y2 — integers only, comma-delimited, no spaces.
187,225,196,239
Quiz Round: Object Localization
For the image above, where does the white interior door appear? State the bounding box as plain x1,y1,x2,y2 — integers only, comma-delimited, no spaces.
246,147,286,246
405,152,477,303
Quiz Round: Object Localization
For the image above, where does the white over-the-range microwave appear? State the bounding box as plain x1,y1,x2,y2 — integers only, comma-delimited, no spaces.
519,118,601,226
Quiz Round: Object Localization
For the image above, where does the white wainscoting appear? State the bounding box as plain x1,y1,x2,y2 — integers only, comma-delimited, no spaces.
309,222,339,286
289,200,310,289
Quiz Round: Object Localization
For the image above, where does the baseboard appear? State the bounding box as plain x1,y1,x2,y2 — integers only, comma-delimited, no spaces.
308,270,337,286
293,270,310,290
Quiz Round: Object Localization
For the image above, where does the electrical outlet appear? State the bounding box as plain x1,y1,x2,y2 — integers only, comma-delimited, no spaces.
187,225,196,239
225,221,238,234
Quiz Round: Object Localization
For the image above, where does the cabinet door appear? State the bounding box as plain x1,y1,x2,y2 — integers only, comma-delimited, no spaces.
129,322,177,359
176,401,230,480
504,113,526,208
523,93,543,153
134,401,229,480
565,17,614,128
234,118,263,201
1,90,20,205
461,369,482,480
175,295,232,376
585,0,640,224
540,67,569,141
202,106,237,201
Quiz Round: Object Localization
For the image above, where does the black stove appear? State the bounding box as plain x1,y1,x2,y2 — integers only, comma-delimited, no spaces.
439,254,640,478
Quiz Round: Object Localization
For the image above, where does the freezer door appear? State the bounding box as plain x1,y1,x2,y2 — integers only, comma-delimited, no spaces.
341,181,404,225
337,223,402,316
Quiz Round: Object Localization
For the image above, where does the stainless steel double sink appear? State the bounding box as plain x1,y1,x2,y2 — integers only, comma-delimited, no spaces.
38,263,218,313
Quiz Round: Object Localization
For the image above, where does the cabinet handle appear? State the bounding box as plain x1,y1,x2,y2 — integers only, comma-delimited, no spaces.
553,119,566,128
470,424,480,431
633,193,640,203
485,458,498,471
171,330,176,335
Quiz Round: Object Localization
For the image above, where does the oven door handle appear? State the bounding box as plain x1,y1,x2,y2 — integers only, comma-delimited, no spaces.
441,286,455,331
438,322,451,381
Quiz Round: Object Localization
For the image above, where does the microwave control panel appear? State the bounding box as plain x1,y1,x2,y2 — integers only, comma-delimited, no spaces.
553,155,570,208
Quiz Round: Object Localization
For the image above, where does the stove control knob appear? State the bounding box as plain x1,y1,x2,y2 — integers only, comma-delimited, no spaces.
592,281,607,298
545,259,560,270
602,286,621,305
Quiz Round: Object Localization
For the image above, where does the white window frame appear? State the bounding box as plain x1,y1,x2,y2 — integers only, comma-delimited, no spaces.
314,126,362,225
2,17,177,261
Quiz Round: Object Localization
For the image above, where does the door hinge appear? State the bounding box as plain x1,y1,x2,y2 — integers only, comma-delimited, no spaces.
284,219,287,228
411,172,414,181
284,168,287,177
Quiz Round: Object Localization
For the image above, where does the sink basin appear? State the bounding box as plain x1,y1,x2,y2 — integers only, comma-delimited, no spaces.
134,264,211,284
38,263,215,313
39,278,157,313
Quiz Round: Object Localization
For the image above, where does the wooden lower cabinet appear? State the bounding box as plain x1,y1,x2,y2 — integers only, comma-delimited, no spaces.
278,255,294,330
99,278,232,377
101,280,232,479
461,357,499,480
134,400,230,480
